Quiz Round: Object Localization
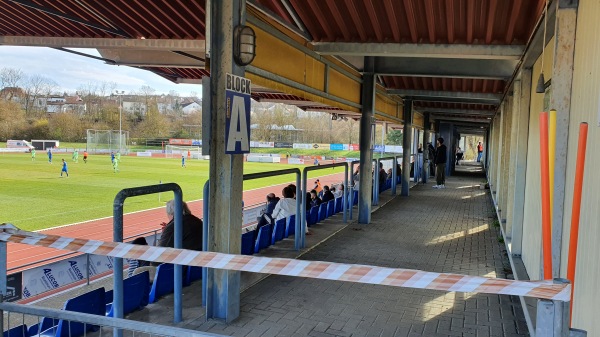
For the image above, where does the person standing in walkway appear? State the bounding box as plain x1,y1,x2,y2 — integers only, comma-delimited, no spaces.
455,147,463,165
433,137,447,189
477,141,483,162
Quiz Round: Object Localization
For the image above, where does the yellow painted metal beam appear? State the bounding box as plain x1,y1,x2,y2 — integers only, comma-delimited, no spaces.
248,10,405,122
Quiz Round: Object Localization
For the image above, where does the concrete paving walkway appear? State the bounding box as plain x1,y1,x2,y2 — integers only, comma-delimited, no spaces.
179,161,527,336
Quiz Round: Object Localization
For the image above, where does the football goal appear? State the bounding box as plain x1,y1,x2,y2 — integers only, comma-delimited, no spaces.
86,129,129,154
165,145,203,159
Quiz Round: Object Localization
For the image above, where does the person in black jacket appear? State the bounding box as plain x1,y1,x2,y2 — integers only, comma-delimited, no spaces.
321,185,335,203
158,200,203,250
433,137,447,189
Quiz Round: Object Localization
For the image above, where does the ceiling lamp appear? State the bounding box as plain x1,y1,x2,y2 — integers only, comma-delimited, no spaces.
233,25,256,66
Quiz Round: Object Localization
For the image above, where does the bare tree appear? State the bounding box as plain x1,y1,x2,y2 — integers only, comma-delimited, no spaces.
0,67,25,100
139,85,156,112
23,75,58,116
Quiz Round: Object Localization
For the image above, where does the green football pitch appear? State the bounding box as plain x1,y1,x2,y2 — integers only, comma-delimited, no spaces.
0,152,342,231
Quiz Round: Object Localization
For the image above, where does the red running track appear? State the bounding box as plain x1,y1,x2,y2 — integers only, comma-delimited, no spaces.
7,171,347,273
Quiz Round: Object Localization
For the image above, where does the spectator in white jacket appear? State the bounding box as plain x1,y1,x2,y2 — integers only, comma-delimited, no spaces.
271,186,296,222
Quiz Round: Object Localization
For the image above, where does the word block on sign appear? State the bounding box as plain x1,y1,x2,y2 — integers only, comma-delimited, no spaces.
225,73,251,154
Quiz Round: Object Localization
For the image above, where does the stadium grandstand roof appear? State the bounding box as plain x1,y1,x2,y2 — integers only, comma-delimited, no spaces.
0,0,549,129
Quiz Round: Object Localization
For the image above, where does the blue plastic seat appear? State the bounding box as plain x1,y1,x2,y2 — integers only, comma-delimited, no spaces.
318,203,327,221
241,231,255,255
334,197,342,214
271,218,285,244
4,324,27,337
254,224,271,253
285,215,296,237
106,271,150,317
327,200,335,217
36,287,105,337
185,266,202,286
148,263,175,304
308,207,318,226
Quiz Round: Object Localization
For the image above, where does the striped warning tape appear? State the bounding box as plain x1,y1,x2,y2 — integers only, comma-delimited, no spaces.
0,224,570,301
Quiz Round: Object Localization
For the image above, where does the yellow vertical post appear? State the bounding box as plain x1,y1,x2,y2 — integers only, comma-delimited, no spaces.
548,109,557,218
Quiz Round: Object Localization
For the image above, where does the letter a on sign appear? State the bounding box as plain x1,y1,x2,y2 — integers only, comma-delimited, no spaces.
225,73,251,154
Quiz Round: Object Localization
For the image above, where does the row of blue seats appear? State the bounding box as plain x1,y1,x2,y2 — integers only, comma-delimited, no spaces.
14,264,203,337
245,195,351,255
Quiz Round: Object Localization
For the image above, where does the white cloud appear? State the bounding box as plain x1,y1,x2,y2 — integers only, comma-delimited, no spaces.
0,46,203,96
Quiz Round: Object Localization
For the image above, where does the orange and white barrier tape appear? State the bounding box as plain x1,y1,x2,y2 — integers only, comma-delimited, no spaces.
0,224,570,301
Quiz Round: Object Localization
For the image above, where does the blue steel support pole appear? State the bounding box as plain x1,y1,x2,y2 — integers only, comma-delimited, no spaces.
173,191,183,323
202,181,209,307
113,195,125,337
401,100,413,196
0,240,6,298
373,158,379,206
391,157,397,196
295,173,301,250
343,164,348,223
301,170,308,249
0,239,4,335
358,56,375,224
349,161,359,220
423,113,430,184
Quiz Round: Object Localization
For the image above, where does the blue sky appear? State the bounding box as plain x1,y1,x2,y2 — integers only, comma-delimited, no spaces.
0,46,202,96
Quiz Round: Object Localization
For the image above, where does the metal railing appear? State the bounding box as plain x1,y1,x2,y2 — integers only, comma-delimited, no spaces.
0,301,225,337
301,163,348,248
113,183,184,336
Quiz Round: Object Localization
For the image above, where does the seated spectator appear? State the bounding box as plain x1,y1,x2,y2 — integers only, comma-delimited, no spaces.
255,193,280,237
272,186,296,222
334,184,344,198
378,162,387,186
127,237,150,277
287,184,297,199
309,189,322,208
313,179,323,194
387,168,392,178
353,167,360,191
321,185,335,203
158,200,203,251
305,192,312,211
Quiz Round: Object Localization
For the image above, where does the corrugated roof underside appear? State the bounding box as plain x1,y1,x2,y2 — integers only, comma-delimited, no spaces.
281,0,543,44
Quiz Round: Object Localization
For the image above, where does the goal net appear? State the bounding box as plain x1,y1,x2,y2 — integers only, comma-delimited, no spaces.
86,129,129,154
165,145,202,159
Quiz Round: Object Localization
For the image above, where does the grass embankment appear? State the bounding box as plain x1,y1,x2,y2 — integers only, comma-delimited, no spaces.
0,152,342,231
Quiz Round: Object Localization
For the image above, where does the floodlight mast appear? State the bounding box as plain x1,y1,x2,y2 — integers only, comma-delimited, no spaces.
115,90,125,152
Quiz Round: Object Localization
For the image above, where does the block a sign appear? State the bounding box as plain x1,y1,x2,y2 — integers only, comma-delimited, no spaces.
225,73,251,154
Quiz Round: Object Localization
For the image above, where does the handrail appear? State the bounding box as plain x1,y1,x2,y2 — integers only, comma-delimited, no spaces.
301,163,348,248
349,159,376,219
375,156,396,205
113,183,183,333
